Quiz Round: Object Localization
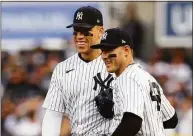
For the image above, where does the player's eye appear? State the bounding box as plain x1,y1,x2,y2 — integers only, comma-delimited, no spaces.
83,32,93,36
73,27,93,37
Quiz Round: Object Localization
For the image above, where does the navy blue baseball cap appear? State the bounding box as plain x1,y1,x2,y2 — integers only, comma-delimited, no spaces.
91,28,133,50
66,6,103,28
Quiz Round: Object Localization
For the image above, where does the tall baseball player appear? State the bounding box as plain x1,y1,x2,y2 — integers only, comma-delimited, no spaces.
91,28,178,136
42,6,114,136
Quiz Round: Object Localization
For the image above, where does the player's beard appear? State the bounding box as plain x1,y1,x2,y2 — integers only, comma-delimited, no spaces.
75,37,92,53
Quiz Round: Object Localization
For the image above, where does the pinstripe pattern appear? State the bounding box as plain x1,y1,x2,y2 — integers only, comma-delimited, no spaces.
42,53,113,136
110,64,175,136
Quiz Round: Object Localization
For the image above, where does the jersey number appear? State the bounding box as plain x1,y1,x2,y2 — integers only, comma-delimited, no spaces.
149,81,161,111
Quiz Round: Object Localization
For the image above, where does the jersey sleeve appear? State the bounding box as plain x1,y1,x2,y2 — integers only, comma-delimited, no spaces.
119,77,144,119
42,63,66,113
160,87,175,121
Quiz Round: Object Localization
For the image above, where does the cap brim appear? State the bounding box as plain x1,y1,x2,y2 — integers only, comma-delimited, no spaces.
66,23,94,28
91,43,119,50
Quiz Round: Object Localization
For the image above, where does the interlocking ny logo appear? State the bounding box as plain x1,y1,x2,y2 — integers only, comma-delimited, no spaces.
93,73,114,91
76,12,83,20
122,39,126,44
102,32,108,40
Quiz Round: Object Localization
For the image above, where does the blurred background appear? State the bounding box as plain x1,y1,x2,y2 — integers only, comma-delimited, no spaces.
1,2,192,136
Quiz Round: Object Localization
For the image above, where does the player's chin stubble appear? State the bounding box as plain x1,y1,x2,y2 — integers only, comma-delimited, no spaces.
106,65,116,73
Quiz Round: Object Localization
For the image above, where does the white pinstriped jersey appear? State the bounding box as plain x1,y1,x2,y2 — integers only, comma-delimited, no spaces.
42,53,113,136
110,64,175,136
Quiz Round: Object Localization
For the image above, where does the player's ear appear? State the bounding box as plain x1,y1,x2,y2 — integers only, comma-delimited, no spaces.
98,26,104,39
124,45,131,55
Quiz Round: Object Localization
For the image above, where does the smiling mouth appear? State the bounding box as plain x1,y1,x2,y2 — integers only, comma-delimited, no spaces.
105,61,111,67
77,41,86,46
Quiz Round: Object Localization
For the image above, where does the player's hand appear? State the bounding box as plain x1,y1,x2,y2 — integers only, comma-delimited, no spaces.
95,88,114,119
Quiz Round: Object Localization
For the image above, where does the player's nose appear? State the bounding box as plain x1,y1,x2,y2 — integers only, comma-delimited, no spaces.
101,51,109,59
75,32,85,39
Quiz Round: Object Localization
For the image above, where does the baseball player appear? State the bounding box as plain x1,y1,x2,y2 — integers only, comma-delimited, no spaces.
42,6,114,136
91,28,178,136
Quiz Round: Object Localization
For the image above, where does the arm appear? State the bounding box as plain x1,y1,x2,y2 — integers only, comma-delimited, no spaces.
60,116,71,136
163,111,178,128
112,112,142,136
42,63,66,113
42,110,63,136
112,77,144,135
160,87,178,128
42,64,67,135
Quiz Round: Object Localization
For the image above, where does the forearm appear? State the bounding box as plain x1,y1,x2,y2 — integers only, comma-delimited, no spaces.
112,112,142,136
163,111,178,129
42,109,63,136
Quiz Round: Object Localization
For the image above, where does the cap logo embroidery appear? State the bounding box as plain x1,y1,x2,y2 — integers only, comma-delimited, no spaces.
76,12,83,20
97,19,100,23
102,32,108,40
122,39,126,44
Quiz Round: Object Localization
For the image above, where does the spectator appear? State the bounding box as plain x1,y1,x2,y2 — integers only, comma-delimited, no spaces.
168,49,192,84
31,47,46,67
120,3,144,59
165,49,192,103
4,96,44,136
177,96,192,136
147,48,170,88
5,65,41,103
